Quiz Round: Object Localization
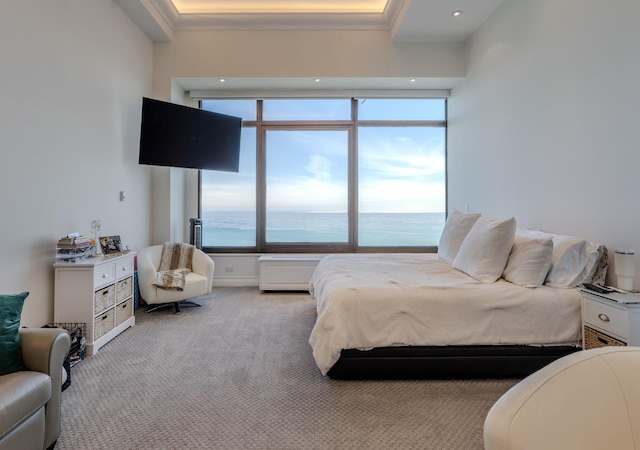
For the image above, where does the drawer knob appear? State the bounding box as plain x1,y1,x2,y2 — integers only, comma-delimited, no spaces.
121,266,128,271
102,272,109,278
598,313,610,322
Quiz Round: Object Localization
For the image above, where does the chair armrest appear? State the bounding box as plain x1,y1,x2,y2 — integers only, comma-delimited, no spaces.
192,250,215,291
137,250,159,302
19,328,70,449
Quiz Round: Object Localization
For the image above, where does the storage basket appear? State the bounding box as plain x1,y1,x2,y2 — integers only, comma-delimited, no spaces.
116,276,133,301
115,299,133,327
94,285,115,313
584,326,626,349
94,309,115,340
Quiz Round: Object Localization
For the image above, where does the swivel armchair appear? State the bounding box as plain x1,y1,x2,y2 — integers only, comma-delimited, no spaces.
484,346,640,450
137,244,214,314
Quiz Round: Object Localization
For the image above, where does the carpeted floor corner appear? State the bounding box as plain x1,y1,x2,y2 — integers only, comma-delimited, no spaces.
57,287,518,449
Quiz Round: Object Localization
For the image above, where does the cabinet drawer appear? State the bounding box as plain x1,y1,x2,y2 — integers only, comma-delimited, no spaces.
94,262,116,288
116,276,133,302
115,298,133,327
583,298,628,340
94,308,115,340
94,285,115,313
116,257,134,278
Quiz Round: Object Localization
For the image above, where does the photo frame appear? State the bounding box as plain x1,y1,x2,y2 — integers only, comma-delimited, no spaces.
100,235,122,255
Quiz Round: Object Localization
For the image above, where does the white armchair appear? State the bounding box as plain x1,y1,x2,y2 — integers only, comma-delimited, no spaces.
137,244,214,314
484,346,640,450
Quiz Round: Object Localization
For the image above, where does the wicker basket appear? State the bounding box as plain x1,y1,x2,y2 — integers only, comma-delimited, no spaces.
94,285,115,313
584,326,626,349
116,276,133,302
115,299,133,327
94,308,115,340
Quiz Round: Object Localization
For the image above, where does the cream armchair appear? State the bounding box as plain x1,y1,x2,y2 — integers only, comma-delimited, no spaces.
137,244,214,314
484,346,640,450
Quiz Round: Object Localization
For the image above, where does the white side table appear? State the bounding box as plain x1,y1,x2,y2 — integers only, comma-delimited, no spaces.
580,288,640,349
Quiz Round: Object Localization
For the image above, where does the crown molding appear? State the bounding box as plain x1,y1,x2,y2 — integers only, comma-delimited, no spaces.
119,0,408,41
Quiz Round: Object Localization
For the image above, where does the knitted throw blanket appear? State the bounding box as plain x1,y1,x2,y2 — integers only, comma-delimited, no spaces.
153,243,194,290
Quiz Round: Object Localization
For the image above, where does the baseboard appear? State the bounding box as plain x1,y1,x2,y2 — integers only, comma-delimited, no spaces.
213,276,259,287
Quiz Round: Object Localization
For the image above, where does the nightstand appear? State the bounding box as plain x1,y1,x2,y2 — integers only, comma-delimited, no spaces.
580,288,640,349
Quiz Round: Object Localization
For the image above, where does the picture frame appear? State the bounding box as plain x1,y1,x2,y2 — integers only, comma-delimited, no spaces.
100,235,123,255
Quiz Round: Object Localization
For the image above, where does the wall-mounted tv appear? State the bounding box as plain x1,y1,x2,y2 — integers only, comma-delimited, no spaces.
138,97,241,172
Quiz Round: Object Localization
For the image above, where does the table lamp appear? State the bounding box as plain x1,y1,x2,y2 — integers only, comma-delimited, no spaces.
614,249,635,291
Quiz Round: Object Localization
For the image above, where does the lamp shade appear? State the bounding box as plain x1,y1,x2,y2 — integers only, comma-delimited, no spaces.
614,250,635,291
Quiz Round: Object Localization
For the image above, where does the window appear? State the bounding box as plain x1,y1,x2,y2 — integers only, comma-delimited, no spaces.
200,97,446,252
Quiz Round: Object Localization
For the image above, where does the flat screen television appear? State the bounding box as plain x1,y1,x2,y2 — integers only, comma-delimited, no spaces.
138,97,242,172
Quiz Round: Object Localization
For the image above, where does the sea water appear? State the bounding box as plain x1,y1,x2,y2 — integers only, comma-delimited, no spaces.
201,211,445,247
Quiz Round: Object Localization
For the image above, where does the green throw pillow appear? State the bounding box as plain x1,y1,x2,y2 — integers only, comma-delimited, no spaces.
0,292,29,376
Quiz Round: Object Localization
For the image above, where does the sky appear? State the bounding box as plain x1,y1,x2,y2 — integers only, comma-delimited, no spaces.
201,99,446,213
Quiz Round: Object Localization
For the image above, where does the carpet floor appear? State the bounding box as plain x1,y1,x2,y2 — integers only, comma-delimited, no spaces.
56,287,519,449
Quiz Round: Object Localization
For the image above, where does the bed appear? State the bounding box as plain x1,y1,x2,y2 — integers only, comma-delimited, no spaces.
308,211,607,379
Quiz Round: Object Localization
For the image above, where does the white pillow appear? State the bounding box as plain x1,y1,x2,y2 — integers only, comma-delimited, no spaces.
517,229,601,288
502,235,553,288
453,216,517,283
437,209,481,263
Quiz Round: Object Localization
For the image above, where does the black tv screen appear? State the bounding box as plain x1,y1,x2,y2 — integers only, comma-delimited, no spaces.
139,97,241,172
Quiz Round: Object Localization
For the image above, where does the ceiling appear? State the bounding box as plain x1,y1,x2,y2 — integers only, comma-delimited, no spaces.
118,0,506,92
120,0,506,43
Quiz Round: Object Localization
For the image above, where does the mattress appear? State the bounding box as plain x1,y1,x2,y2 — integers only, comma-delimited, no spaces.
308,253,582,375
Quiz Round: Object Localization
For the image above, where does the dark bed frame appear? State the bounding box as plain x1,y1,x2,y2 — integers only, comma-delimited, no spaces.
326,344,582,379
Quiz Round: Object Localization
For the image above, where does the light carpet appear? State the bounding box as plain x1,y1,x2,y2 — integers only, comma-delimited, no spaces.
57,287,519,449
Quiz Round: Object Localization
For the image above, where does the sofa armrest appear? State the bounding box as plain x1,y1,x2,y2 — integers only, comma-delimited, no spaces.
19,328,70,449
20,328,70,375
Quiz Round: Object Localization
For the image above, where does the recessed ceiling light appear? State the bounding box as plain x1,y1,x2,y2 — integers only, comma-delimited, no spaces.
314,78,321,83
409,78,416,83
219,78,226,83
452,10,462,17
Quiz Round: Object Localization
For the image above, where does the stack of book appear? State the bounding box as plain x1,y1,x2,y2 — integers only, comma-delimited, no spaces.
57,235,94,248
56,234,96,262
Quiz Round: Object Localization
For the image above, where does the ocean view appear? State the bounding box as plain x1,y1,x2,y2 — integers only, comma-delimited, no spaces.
201,211,445,247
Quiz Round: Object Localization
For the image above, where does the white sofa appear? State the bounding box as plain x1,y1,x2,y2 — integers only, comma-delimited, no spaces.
484,346,640,450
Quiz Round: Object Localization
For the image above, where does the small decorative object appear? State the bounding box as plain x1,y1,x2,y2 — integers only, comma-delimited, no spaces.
100,235,123,255
91,220,102,254
614,249,635,291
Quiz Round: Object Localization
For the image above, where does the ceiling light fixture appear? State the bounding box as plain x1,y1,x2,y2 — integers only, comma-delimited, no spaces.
409,78,416,83
219,78,226,83
314,78,321,83
452,10,463,17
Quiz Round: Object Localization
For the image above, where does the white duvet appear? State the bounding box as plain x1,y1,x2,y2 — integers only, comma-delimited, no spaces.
308,253,582,375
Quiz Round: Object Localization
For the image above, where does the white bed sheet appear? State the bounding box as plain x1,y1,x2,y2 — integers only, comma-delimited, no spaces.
308,253,582,375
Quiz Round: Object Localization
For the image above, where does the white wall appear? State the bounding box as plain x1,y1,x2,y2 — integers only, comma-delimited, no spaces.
152,30,465,94
448,0,640,288
0,1,153,326
148,29,466,249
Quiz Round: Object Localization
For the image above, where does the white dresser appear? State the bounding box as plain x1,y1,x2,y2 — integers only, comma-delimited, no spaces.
54,252,136,355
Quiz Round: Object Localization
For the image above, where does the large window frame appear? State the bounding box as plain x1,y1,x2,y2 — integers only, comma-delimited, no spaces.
199,96,447,254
